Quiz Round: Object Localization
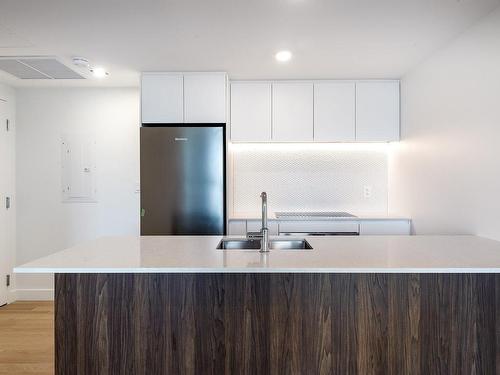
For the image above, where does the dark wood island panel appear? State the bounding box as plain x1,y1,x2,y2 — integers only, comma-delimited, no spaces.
55,273,500,375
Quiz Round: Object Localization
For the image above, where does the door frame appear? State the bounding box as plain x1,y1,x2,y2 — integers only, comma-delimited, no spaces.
0,97,13,306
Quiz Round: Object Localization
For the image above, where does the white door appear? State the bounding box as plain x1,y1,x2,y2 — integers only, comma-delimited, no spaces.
355,81,400,142
141,73,184,123
230,82,271,142
313,82,355,142
0,100,10,306
272,83,313,141
184,73,226,123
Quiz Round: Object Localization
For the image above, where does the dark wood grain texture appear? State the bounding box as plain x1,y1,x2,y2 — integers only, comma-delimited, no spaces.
331,274,357,374
497,275,500,375
54,274,77,375
387,273,420,375
55,273,500,375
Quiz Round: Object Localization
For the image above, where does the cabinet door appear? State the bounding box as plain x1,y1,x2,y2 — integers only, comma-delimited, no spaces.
278,221,359,234
359,220,410,235
184,73,226,123
230,82,271,142
141,73,183,123
272,83,313,141
355,81,400,141
314,82,355,141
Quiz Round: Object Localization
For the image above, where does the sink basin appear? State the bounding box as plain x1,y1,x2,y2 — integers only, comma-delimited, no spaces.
216,239,262,250
269,239,313,250
216,238,312,250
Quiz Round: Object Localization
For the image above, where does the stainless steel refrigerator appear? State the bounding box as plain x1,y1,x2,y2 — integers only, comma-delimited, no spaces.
140,125,226,235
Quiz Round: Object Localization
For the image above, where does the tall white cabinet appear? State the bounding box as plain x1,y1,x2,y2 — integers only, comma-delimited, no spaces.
141,72,227,124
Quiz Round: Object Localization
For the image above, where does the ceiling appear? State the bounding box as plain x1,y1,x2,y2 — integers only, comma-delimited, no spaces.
0,0,498,87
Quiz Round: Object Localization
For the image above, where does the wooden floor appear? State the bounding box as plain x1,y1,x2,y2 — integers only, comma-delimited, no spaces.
0,301,54,375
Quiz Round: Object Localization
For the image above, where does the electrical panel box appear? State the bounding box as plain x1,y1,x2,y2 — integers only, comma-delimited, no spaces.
61,133,97,202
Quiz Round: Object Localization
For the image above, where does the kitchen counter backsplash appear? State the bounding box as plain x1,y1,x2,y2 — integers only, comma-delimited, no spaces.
231,144,388,217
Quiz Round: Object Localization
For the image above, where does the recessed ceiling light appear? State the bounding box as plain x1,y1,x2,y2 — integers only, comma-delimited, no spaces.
275,50,292,62
90,66,108,78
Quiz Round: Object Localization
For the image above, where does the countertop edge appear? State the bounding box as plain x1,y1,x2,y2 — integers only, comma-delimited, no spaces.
13,267,500,274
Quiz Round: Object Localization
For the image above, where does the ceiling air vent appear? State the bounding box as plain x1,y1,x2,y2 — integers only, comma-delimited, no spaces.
0,57,84,79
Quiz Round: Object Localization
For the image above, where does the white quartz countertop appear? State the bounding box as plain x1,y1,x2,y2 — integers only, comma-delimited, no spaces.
13,235,500,273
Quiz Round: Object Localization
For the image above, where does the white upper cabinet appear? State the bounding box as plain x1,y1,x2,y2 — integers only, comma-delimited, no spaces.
184,73,227,123
141,72,227,124
141,73,183,123
230,82,271,142
273,83,313,142
355,81,400,142
227,79,400,143
313,82,355,142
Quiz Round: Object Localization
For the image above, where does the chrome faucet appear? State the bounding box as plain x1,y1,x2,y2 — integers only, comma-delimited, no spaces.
260,192,269,252
246,191,269,252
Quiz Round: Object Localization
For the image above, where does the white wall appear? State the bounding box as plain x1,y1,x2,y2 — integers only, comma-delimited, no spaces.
389,7,500,240
16,88,140,299
0,83,16,304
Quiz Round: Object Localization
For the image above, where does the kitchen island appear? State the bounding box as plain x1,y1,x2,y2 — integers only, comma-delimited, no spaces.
15,235,500,375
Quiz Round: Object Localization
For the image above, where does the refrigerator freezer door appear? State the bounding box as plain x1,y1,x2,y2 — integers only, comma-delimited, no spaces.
140,126,225,235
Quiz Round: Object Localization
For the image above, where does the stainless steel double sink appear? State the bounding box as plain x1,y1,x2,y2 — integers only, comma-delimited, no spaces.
216,238,313,250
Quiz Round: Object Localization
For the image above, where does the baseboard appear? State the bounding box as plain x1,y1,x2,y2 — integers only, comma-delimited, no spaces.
15,288,54,301
7,289,17,304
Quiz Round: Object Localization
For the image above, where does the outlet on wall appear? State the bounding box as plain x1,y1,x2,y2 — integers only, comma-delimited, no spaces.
363,185,372,199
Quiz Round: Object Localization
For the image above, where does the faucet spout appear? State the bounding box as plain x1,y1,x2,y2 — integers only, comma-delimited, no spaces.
260,192,267,230
260,192,269,252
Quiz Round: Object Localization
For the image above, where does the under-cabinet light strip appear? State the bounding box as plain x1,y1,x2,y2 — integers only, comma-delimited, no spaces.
228,142,392,152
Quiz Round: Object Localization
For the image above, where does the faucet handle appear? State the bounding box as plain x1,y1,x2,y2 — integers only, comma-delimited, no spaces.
260,192,267,199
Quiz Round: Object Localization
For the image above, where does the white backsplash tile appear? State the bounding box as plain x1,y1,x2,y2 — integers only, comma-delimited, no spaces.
231,144,388,217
